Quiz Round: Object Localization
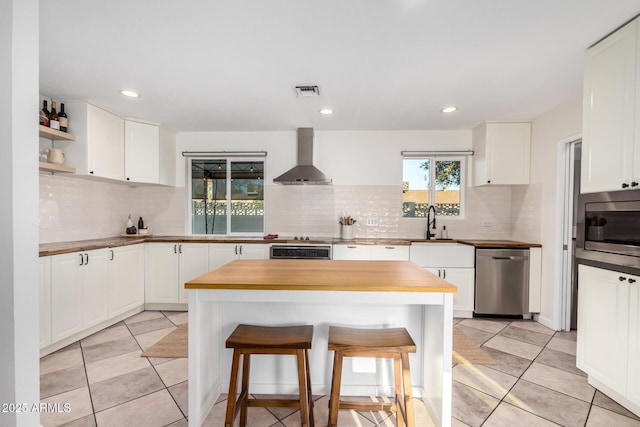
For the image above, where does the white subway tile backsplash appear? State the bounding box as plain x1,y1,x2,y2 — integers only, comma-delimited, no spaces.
39,175,186,243
40,177,518,243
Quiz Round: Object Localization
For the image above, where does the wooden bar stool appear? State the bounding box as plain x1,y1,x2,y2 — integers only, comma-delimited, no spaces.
224,324,314,427
327,326,416,427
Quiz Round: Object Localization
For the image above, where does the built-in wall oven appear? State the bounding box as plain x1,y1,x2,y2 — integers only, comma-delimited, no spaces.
576,189,640,271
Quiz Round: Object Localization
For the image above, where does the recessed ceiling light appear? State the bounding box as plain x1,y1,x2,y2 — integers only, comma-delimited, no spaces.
441,106,457,113
120,90,140,98
319,108,334,115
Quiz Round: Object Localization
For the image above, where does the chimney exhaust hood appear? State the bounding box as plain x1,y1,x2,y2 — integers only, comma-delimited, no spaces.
273,128,332,185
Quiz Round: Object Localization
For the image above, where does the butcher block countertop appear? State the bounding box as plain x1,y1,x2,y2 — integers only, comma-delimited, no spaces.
185,259,457,293
456,239,542,248
39,236,540,256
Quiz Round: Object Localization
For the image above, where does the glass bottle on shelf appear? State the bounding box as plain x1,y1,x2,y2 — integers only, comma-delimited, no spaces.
58,103,68,132
49,101,60,131
39,100,50,127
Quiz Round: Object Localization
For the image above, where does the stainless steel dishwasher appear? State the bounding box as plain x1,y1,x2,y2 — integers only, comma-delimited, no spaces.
475,248,530,316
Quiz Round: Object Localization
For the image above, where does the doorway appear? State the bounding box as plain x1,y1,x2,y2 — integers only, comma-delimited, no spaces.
560,139,582,331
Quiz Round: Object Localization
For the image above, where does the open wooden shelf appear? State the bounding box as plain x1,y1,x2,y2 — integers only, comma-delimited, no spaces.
39,125,75,141
39,161,76,174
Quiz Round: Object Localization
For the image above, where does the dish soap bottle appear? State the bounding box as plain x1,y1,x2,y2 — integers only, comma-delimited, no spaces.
125,214,137,234
138,217,144,230
441,225,448,239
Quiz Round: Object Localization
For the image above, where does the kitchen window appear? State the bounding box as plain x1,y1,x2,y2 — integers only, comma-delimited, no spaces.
402,157,465,218
189,159,264,235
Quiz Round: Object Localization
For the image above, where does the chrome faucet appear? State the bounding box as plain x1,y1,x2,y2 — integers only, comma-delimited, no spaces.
426,205,437,240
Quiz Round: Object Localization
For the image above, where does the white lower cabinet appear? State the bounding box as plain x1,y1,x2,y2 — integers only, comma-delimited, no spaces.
108,244,144,317
332,244,409,261
577,264,640,415
179,244,210,303
332,244,371,260
39,256,51,349
410,243,475,318
145,243,210,304
426,267,475,314
51,249,109,342
629,282,640,409
208,243,269,270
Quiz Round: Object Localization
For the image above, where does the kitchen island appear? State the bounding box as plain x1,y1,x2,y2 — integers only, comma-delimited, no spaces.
185,259,456,427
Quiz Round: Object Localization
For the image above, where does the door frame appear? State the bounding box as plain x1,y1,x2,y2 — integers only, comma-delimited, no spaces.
557,134,582,331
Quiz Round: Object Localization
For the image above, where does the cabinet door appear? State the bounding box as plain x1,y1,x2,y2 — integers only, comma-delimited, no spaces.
109,244,144,317
485,122,531,185
628,276,640,407
371,245,409,261
424,267,474,315
51,253,83,342
209,244,240,270
582,19,637,193
88,104,124,180
81,249,109,329
239,243,269,260
332,244,371,260
125,120,159,184
577,265,630,393
179,244,210,303
145,243,179,303
39,257,52,349
445,268,475,315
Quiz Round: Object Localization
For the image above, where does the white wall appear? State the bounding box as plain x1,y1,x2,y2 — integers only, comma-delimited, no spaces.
0,0,41,425
516,96,583,329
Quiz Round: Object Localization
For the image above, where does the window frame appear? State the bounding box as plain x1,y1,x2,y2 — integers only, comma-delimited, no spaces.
402,155,466,220
187,157,265,236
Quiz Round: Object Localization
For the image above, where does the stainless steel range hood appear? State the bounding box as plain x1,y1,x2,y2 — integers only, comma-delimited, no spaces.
273,128,332,185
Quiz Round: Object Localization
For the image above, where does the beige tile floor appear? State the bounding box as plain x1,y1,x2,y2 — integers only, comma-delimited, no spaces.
39,312,640,426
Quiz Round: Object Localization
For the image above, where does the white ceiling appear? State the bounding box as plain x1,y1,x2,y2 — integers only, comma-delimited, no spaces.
40,1,640,132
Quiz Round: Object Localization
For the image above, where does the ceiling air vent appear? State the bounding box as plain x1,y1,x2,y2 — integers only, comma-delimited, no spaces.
294,85,320,97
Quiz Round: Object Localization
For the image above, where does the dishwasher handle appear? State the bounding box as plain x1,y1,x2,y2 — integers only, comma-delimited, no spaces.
489,255,529,261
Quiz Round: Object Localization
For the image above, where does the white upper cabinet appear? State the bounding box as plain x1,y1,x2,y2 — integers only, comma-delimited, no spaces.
582,17,639,193
63,102,125,181
125,120,160,184
472,122,531,186
60,101,175,186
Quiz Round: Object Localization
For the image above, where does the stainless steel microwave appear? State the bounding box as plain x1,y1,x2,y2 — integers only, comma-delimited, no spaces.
576,190,640,269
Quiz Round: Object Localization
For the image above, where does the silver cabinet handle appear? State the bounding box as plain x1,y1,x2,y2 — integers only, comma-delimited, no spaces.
438,269,441,278
110,250,114,261
174,244,177,254
235,245,238,255
179,244,182,254
239,245,243,255
385,246,395,249
347,246,357,249
443,269,446,279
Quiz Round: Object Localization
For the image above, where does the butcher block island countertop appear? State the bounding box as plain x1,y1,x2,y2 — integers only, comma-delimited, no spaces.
186,259,456,427
185,259,457,293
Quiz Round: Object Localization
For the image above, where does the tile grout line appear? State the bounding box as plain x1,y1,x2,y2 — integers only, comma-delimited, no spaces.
78,336,99,427
142,312,189,425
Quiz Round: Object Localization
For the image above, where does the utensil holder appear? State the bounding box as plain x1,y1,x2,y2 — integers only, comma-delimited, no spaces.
341,225,353,240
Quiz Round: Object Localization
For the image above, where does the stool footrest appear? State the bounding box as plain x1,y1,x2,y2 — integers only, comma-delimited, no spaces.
339,400,395,412
247,398,311,408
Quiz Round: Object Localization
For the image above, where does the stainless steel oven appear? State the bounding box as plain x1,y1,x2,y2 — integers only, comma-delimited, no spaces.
576,189,640,270
269,245,332,260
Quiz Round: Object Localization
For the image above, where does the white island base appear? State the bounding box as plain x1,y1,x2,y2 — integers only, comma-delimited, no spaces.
187,289,453,427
